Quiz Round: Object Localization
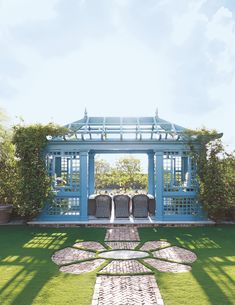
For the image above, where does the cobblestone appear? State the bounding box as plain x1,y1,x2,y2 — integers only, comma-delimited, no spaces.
52,247,95,265
59,259,106,274
144,258,192,273
105,227,140,241
73,241,106,252
105,241,139,249
99,260,152,274
91,275,164,305
140,241,171,251
153,246,197,264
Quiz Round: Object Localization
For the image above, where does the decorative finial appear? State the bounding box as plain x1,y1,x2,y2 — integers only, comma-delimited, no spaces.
84,108,88,118
155,107,159,118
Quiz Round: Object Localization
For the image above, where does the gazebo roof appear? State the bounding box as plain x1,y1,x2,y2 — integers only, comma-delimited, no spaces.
53,110,189,142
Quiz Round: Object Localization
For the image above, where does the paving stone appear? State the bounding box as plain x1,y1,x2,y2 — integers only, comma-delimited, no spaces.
52,247,95,265
144,258,192,273
140,241,171,251
73,241,106,252
59,259,106,274
105,241,139,250
99,260,152,274
153,246,197,264
100,250,148,259
105,227,140,241
91,275,164,305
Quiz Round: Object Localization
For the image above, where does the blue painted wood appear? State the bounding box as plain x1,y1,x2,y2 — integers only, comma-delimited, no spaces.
148,152,155,195
55,157,61,177
88,152,95,195
40,113,209,223
155,151,164,220
53,191,80,197
163,191,197,196
79,151,88,220
181,156,188,181
46,142,197,152
187,157,192,187
162,214,205,221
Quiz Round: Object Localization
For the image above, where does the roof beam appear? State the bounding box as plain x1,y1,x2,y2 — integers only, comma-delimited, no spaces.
120,117,123,140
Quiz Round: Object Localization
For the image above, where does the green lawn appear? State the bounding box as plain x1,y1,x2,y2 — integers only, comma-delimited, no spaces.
0,225,235,305
139,226,235,305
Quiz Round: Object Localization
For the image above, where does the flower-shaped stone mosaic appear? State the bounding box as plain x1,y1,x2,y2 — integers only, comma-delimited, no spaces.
51,240,197,275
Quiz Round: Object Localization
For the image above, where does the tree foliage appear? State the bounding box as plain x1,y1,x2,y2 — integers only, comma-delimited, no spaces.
12,123,67,218
0,112,17,205
95,156,147,191
187,128,235,221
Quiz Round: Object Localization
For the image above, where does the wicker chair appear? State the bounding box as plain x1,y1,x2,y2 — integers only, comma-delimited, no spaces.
147,194,156,216
113,195,130,218
95,194,112,218
88,194,96,216
132,194,149,218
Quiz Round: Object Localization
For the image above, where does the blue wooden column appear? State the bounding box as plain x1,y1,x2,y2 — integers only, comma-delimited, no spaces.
79,151,88,220
88,152,95,195
181,156,188,182
55,157,61,177
148,152,155,195
155,151,164,220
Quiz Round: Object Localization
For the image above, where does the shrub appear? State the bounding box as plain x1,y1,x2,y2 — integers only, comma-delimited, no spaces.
0,126,17,205
188,129,235,222
12,123,67,218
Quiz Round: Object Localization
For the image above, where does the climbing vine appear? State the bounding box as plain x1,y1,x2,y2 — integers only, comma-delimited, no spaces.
13,123,67,218
186,128,235,222
0,122,17,205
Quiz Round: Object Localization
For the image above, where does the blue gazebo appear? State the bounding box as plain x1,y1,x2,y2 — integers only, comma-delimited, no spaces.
39,111,206,222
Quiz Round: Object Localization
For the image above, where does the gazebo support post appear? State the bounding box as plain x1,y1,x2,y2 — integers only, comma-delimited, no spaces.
79,151,88,220
148,152,155,196
88,152,95,195
155,151,164,220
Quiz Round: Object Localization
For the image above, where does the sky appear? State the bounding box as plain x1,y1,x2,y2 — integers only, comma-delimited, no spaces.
0,0,235,152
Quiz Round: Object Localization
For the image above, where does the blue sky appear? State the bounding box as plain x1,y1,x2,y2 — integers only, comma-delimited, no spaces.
0,0,235,151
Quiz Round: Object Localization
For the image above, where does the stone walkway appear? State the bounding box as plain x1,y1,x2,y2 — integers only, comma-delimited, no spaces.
105,241,139,249
152,246,197,264
99,259,152,274
51,227,198,305
52,247,95,265
92,275,164,305
60,259,106,274
144,258,192,273
140,240,171,251
73,241,106,252
105,227,140,241
93,227,164,305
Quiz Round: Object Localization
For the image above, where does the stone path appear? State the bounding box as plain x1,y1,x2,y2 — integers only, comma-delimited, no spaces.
152,246,197,264
60,259,106,274
99,260,152,274
91,275,164,305
144,258,192,273
140,240,171,251
51,226,198,305
105,227,140,241
93,227,163,305
52,247,95,265
73,241,106,252
105,241,139,249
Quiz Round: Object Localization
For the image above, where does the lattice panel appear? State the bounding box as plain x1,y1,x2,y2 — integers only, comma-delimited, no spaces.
163,197,200,216
47,197,80,215
163,152,197,192
46,154,80,193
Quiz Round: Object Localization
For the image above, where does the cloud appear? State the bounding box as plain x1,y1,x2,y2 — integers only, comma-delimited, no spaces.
0,0,235,149
0,0,59,26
